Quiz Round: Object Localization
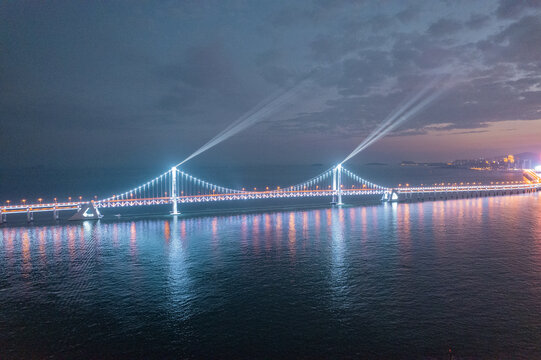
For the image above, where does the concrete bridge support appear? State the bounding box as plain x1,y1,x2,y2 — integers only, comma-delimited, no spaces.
381,190,400,202
26,208,33,223
69,202,102,221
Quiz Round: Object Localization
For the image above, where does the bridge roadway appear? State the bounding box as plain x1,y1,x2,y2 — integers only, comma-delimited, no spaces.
1,167,540,222
382,182,539,202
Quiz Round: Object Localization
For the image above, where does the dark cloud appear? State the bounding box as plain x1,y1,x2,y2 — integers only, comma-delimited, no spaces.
259,65,297,87
396,5,420,23
364,15,396,32
309,36,346,62
270,1,354,27
440,129,490,135
259,8,541,141
160,43,236,89
1,0,540,167
154,42,269,126
481,15,541,65
391,33,461,70
427,18,463,37
465,13,491,29
496,0,541,18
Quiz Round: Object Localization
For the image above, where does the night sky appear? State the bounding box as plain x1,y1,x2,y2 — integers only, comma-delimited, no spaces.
1,0,541,169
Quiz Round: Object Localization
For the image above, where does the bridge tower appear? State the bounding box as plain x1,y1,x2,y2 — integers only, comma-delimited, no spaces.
171,166,180,215
332,164,343,206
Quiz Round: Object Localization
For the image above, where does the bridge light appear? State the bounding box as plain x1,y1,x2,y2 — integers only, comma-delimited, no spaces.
68,197,72,201
266,187,269,190
6,200,10,205
22,199,26,204
38,198,42,204
79,196,82,201
254,188,257,191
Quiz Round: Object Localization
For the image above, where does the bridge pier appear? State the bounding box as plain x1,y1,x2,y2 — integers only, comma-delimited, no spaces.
53,206,59,221
381,190,399,202
27,208,34,223
69,202,102,221
1,210,6,224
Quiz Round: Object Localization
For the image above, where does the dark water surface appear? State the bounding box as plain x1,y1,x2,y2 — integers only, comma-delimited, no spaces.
1,166,541,359
2,193,541,359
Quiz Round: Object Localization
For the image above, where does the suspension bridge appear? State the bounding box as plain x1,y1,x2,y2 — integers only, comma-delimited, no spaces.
1,165,540,223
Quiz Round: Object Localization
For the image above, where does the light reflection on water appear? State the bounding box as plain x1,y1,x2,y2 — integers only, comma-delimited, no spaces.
288,212,296,258
1,193,541,358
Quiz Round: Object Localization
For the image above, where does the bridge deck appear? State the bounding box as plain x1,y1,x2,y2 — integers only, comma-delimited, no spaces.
1,183,539,214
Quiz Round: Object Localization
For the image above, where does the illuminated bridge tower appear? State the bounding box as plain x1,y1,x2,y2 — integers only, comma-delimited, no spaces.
332,164,343,206
171,166,180,215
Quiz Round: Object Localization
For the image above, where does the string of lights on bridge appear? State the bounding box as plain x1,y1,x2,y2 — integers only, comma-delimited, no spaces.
1,170,538,207
0,162,538,226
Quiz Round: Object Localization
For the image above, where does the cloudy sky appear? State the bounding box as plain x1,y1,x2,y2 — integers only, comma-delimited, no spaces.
1,0,541,168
